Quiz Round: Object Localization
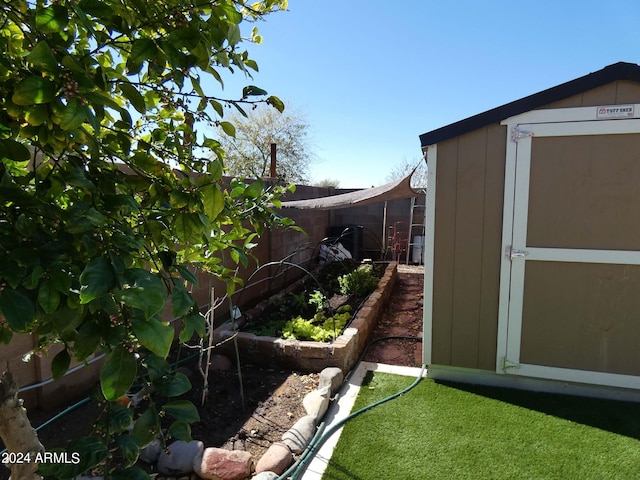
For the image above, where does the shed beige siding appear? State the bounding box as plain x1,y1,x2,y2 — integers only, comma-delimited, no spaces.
430,79,640,371
432,124,505,370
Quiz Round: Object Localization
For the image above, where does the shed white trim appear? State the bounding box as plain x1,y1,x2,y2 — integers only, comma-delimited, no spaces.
501,103,640,125
428,364,640,402
422,144,437,366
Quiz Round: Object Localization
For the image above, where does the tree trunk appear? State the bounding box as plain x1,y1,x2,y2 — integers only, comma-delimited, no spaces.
0,371,44,480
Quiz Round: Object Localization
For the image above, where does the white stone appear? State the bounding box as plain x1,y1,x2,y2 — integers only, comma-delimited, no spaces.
281,415,316,454
319,367,344,396
157,440,204,476
302,385,331,423
253,472,279,480
139,437,162,464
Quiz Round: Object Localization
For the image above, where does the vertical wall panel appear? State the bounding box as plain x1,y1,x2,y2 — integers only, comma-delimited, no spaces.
450,128,488,368
432,139,458,365
477,123,507,370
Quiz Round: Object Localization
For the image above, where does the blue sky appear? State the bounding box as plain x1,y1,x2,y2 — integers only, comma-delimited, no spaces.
211,1,640,188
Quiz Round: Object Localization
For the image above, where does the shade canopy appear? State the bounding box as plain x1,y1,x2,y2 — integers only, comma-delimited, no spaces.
280,171,420,210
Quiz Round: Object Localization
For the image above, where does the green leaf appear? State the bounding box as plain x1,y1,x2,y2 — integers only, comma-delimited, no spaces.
120,83,147,114
115,434,140,468
51,348,71,379
154,371,191,397
0,289,35,331
202,183,225,221
209,99,224,117
126,38,157,75
267,95,285,113
114,269,166,319
179,312,206,343
109,403,134,434
0,139,31,161
26,41,58,72
176,265,199,285
131,409,159,447
25,104,49,126
35,5,69,33
60,98,87,130
100,345,137,401
73,321,101,361
220,121,236,137
163,400,200,423
227,24,241,46
245,180,264,198
80,257,115,304
168,420,192,442
172,212,206,240
229,246,248,267
130,316,173,358
143,354,172,383
171,284,194,318
242,85,268,97
245,59,259,72
38,278,61,313
12,76,56,105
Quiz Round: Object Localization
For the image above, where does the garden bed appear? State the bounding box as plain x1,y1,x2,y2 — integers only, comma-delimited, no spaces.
212,261,398,372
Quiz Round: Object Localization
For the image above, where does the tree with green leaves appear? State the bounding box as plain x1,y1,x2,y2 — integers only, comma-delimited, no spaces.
0,1,292,478
217,104,316,183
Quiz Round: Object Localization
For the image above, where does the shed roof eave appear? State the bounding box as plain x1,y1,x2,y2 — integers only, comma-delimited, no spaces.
419,62,640,148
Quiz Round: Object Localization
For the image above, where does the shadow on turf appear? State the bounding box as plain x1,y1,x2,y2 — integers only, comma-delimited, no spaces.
436,380,640,440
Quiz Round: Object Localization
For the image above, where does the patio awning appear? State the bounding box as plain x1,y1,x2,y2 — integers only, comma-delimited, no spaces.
280,170,420,210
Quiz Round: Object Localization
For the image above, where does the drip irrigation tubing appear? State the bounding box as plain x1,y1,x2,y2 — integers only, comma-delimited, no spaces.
18,353,105,393
277,335,426,480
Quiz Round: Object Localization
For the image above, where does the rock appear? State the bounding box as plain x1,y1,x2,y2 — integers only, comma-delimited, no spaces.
139,437,162,464
208,354,233,371
302,385,331,423
194,447,253,480
281,415,316,454
319,367,344,396
254,442,293,475
157,440,204,476
253,472,279,480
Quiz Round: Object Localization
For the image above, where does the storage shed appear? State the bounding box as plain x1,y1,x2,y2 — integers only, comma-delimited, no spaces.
420,62,640,400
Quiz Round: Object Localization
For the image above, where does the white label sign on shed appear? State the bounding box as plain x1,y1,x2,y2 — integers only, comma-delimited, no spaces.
596,105,635,119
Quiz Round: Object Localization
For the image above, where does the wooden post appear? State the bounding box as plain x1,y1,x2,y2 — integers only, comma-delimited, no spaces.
270,143,277,178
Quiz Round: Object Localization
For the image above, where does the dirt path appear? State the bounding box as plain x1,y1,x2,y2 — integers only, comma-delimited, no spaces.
363,266,424,367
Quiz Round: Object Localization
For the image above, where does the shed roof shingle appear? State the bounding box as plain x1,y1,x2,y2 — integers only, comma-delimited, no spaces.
419,62,640,148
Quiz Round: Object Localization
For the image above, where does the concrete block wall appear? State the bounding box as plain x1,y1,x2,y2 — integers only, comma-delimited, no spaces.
2,181,422,410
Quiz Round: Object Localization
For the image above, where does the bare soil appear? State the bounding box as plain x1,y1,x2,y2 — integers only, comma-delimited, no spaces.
1,267,423,479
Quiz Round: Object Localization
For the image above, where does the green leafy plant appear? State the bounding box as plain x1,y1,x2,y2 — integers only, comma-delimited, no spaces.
282,305,352,342
309,289,326,312
338,264,379,297
0,1,292,479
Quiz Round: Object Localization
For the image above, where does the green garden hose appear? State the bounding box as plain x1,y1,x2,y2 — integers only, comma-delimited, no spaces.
278,335,426,480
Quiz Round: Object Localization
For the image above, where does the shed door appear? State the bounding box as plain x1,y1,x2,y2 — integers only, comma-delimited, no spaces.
502,116,640,389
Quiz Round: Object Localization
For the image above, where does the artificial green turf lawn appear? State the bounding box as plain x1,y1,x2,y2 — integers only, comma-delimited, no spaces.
321,371,640,480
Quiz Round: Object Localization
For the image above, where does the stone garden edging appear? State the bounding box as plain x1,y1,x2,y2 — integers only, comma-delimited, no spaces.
212,262,398,373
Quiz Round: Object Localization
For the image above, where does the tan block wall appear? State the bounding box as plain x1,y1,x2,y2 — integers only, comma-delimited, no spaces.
2,180,413,409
